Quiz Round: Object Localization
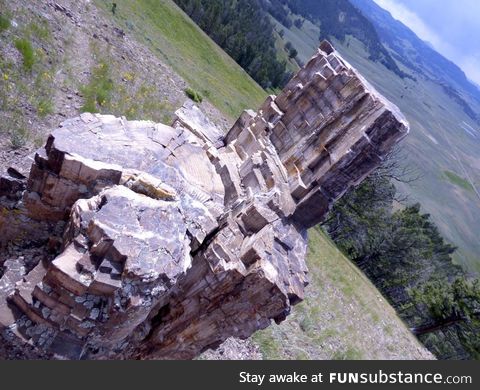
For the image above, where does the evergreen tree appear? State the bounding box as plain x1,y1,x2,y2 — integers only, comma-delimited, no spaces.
324,155,479,359
174,0,291,89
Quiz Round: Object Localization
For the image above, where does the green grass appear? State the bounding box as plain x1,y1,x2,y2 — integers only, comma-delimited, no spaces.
251,330,283,360
332,347,364,360
252,228,430,360
0,14,10,33
0,8,56,144
80,62,114,113
270,16,320,66
26,21,51,41
185,87,203,103
272,25,300,74
443,170,475,193
115,82,174,123
36,98,54,118
14,38,35,72
94,0,266,119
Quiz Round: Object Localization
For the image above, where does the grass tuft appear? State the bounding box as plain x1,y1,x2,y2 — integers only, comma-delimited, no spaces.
95,0,266,118
10,126,29,149
332,347,363,360
27,21,51,41
37,98,54,118
251,331,283,360
14,38,35,71
185,87,202,103
80,62,114,113
0,14,10,33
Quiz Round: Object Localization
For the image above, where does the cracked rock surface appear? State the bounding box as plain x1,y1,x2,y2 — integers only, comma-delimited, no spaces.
0,42,408,359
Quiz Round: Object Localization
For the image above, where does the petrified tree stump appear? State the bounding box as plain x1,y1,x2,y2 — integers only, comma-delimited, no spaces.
0,41,408,359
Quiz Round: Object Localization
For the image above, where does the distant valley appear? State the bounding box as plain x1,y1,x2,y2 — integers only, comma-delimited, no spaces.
267,0,480,274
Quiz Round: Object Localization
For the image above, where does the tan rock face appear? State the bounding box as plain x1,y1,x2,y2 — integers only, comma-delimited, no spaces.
0,42,408,359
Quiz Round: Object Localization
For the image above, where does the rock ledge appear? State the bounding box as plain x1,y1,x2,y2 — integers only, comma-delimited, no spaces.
0,42,408,359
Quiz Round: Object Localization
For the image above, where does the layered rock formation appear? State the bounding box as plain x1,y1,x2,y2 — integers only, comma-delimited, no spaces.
0,41,408,359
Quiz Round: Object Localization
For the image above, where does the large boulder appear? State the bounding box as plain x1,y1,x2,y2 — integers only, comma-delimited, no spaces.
0,42,408,359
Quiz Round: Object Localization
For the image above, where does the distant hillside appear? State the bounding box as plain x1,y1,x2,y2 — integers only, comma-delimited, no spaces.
337,0,480,272
263,0,480,274
350,0,480,122
173,0,292,89
283,0,409,78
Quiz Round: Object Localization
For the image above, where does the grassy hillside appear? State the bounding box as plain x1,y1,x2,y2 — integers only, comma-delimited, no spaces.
253,228,432,360
94,0,266,119
270,15,317,71
1,0,266,163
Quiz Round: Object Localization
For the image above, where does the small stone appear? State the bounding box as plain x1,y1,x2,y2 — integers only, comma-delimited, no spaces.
41,307,51,319
84,301,94,309
89,308,100,320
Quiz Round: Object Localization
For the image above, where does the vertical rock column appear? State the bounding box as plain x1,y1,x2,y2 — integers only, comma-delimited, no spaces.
225,40,409,228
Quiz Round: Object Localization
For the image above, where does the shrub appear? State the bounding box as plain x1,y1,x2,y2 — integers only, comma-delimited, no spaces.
37,98,54,117
14,38,35,71
10,127,29,149
28,22,51,41
0,14,10,33
293,18,304,29
184,87,203,103
80,62,114,113
288,48,298,59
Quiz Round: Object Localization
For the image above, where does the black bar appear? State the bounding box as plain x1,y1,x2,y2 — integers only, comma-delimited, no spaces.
0,361,478,389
